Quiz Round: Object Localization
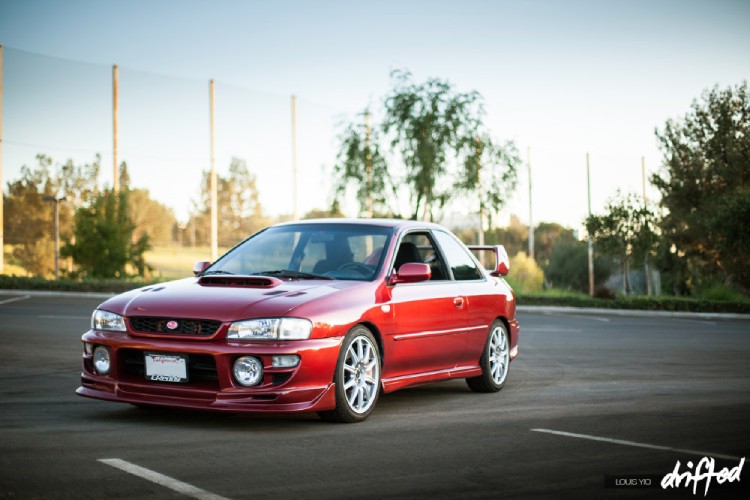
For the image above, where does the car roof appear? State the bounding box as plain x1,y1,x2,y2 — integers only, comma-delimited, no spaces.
273,218,449,232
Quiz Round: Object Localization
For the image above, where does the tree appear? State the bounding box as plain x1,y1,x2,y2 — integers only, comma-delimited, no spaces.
545,239,612,293
653,81,750,291
332,109,396,217
3,154,100,276
128,188,177,245
62,189,151,279
533,222,576,268
481,218,577,267
382,69,519,220
585,191,658,294
191,158,268,247
455,132,519,228
483,215,529,256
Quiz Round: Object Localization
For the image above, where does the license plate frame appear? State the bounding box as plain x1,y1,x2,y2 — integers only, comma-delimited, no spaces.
144,352,188,383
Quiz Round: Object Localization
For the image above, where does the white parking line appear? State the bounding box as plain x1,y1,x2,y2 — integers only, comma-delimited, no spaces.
531,428,741,461
0,295,30,305
543,312,610,323
524,327,583,333
98,458,231,500
38,315,90,320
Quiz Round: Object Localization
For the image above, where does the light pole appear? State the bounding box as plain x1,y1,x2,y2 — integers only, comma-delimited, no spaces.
43,195,66,280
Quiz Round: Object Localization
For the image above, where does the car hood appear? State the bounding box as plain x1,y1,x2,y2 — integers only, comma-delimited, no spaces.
97,276,362,322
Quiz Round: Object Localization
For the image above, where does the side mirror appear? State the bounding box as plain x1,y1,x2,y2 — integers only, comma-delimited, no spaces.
467,245,510,277
193,261,211,275
391,262,431,284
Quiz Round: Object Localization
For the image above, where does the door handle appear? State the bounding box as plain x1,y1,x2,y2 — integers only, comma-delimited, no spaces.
453,296,465,308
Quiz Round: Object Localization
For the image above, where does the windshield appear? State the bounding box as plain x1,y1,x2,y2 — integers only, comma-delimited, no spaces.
205,223,393,281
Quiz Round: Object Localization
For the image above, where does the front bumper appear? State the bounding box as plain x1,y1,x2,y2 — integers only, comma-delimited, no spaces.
77,330,343,413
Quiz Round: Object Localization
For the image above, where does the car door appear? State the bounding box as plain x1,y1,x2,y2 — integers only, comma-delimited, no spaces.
387,232,468,378
430,229,493,367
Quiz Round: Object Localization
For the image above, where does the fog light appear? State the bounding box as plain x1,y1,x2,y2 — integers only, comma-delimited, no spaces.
272,355,300,368
93,346,111,375
84,342,93,356
233,356,263,386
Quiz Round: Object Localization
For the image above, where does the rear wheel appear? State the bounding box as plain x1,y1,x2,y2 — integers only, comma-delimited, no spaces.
466,320,510,393
320,326,381,423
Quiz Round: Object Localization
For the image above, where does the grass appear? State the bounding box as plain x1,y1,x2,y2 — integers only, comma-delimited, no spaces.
2,245,28,277
146,245,228,280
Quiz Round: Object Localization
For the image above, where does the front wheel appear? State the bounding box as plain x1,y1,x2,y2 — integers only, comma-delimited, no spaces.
320,326,381,423
466,320,510,393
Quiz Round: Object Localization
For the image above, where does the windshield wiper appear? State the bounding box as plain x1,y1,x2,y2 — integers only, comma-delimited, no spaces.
257,270,333,280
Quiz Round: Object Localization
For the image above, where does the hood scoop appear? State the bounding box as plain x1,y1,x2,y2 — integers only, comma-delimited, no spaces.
198,275,282,288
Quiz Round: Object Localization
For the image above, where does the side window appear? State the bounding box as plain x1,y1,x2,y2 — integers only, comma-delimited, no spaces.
432,231,483,281
394,232,449,281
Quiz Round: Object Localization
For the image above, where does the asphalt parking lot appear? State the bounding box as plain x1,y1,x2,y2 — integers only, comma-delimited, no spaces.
1,293,748,499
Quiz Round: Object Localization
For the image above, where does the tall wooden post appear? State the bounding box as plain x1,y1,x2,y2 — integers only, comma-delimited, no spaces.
209,80,217,261
364,111,373,218
587,153,595,297
476,137,485,245
0,45,4,274
642,156,652,296
112,65,119,192
528,147,534,260
291,95,298,219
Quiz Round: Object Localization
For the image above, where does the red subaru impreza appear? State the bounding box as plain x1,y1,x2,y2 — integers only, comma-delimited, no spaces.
77,219,520,422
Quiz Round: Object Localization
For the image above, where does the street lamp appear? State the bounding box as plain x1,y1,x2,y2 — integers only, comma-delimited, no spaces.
43,195,66,280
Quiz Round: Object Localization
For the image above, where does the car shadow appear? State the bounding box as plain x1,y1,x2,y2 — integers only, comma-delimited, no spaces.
76,379,487,430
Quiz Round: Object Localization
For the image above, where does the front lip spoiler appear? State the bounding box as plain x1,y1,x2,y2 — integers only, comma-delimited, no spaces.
76,382,337,414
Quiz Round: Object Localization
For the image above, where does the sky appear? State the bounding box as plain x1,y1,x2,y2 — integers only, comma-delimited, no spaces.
1,0,749,230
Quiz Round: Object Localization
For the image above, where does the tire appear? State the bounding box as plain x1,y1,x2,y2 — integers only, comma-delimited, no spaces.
320,326,381,423
466,320,510,393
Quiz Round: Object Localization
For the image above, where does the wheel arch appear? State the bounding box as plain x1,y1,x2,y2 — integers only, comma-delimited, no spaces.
358,321,385,367
494,315,518,359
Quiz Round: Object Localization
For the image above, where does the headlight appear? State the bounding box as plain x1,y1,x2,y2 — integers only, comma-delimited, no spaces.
93,346,111,375
91,309,126,331
227,318,312,340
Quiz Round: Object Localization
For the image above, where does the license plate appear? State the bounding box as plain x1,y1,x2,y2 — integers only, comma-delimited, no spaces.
144,352,188,383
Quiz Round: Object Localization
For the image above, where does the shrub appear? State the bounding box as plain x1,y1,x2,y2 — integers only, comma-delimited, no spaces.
507,252,544,293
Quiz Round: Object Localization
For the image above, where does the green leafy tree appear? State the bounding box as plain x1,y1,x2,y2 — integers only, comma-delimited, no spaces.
481,219,576,268
545,239,612,293
483,215,529,257
653,81,750,292
332,109,395,217
128,188,177,245
62,189,151,278
191,158,268,247
585,192,658,294
382,70,518,220
534,222,577,268
3,154,100,276
455,132,519,226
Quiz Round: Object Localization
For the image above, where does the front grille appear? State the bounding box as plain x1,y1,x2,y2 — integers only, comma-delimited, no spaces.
119,349,219,384
129,317,221,336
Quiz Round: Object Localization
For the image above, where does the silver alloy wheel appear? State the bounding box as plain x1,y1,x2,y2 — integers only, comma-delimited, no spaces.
489,325,510,385
342,335,380,414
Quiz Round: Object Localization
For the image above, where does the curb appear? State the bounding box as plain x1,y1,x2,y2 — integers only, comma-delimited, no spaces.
3,289,749,320
0,289,115,299
517,305,750,321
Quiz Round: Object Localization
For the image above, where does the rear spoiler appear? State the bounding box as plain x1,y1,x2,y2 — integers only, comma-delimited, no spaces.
467,245,510,277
